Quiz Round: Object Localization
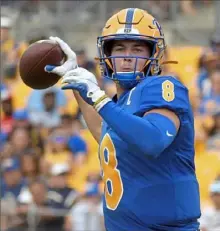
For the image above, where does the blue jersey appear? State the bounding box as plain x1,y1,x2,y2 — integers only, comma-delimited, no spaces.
99,76,201,231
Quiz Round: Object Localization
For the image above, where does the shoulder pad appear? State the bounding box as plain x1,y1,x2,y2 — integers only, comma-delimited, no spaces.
138,76,190,115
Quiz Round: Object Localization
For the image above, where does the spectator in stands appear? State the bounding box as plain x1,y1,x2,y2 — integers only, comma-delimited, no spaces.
12,109,29,128
200,68,220,115
66,119,88,168
193,68,220,153
60,114,80,137
47,163,80,231
76,48,97,75
10,178,57,231
27,87,67,129
1,15,17,81
1,142,14,160
210,30,220,54
197,31,220,100
0,157,30,231
1,157,28,201
200,177,220,231
192,68,220,153
1,85,14,135
65,174,104,231
86,172,102,186
141,0,171,20
180,0,197,15
20,151,40,183
209,67,220,99
27,178,50,231
8,127,33,157
207,109,220,151
40,127,74,177
54,114,88,168
1,15,27,83
190,87,209,153
197,50,219,99
12,109,45,155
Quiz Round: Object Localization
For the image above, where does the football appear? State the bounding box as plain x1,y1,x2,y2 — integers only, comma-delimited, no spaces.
19,40,65,89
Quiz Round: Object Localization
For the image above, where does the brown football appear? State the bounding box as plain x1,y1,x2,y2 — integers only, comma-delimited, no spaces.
19,40,65,89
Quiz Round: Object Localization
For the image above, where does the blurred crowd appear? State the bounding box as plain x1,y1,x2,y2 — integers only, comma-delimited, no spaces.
141,0,213,20
1,14,106,231
1,2,220,230
1,0,215,22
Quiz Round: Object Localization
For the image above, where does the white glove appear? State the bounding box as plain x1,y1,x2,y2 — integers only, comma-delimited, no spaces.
61,67,111,111
44,36,78,76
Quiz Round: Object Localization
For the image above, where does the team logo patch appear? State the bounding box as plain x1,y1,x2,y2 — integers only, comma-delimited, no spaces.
124,28,131,33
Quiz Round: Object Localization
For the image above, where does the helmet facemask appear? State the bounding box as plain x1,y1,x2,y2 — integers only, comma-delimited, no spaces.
97,34,165,89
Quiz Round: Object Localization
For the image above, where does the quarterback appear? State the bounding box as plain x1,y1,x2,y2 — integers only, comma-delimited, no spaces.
45,8,201,231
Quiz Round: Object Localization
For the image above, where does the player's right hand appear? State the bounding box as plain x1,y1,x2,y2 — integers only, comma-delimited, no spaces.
44,36,78,76
61,67,111,111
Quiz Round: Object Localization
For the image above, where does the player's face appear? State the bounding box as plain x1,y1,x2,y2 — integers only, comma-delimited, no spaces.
111,40,151,73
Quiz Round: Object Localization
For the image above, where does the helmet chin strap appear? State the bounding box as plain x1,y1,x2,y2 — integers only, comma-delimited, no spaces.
112,71,145,89
112,71,145,80
112,71,144,79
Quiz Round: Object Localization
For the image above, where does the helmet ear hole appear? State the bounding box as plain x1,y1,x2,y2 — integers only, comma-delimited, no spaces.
144,41,154,57
105,59,114,74
103,40,114,56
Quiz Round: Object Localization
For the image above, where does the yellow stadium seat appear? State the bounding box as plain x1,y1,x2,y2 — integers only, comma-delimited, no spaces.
10,79,32,110
67,153,101,192
168,46,203,87
10,79,79,113
59,85,79,116
194,115,215,155
195,151,220,208
68,129,100,191
68,165,88,192
80,129,99,157
86,149,101,173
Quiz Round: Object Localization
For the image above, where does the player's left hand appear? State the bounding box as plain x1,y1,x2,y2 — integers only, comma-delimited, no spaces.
61,67,111,110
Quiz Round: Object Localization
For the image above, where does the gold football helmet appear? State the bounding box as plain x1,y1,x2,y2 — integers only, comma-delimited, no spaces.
97,8,167,88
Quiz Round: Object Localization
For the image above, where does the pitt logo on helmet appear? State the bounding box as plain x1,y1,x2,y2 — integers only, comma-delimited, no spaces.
97,8,166,89
124,28,131,33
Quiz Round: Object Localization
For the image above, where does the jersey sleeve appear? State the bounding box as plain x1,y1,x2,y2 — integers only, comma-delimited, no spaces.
138,77,190,116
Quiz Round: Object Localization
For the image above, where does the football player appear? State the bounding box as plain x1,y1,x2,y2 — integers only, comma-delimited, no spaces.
45,8,201,231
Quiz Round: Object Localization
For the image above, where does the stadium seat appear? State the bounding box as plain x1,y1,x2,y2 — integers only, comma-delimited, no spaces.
9,79,32,110
195,151,220,208
80,129,99,158
68,129,100,191
168,46,203,87
67,153,101,192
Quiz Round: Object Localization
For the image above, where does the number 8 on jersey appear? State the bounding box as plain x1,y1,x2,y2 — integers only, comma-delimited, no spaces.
162,80,175,102
99,134,124,210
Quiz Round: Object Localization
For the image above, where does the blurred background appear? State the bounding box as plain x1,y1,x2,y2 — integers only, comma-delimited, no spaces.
1,1,220,231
